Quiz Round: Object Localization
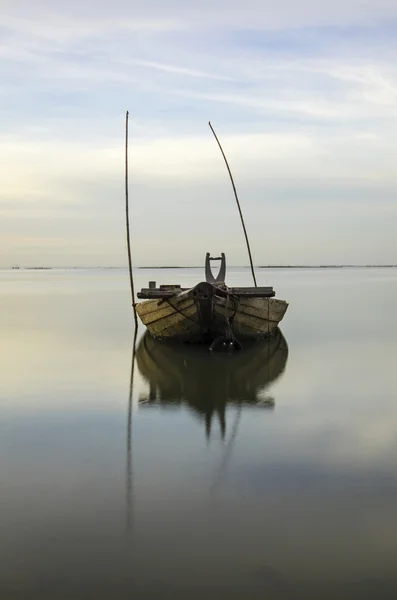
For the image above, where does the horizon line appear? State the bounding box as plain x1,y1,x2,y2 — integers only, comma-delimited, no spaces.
5,264,397,270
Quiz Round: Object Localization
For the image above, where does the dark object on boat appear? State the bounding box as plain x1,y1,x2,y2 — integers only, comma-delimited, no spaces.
136,253,288,344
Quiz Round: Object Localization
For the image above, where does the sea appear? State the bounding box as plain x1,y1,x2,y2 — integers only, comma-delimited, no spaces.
1,266,397,599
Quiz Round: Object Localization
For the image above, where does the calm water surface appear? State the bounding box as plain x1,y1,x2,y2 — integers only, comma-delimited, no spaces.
1,267,397,599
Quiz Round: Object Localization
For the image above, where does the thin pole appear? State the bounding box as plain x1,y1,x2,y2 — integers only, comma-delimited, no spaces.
208,121,257,287
210,402,242,495
125,111,138,327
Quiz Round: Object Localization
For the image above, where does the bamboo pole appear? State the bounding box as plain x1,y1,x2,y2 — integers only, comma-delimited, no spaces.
208,121,257,287
125,111,138,327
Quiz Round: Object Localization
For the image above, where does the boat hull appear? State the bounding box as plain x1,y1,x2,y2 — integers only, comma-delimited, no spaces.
136,281,288,343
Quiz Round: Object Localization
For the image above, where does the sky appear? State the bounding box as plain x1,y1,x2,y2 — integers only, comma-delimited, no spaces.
1,0,397,267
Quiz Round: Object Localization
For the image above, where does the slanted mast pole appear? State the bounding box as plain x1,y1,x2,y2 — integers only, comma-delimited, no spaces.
208,121,257,287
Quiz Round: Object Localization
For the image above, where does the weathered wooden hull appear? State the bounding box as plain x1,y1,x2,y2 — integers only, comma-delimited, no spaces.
136,281,288,343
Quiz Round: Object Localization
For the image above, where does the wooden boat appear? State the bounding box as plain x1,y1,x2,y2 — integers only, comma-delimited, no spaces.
136,328,288,436
136,253,288,346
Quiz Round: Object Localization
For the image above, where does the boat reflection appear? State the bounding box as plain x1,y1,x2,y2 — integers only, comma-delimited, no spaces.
136,329,289,438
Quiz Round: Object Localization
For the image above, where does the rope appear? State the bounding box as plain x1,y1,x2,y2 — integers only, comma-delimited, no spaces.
160,287,242,348
211,292,241,350
164,297,198,326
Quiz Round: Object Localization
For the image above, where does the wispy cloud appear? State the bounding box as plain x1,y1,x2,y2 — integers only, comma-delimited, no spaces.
124,58,234,81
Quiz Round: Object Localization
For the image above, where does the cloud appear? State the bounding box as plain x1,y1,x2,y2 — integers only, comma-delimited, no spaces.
3,0,397,30
1,1,397,266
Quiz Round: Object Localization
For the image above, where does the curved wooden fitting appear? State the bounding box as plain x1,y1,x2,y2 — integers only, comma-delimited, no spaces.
205,252,226,283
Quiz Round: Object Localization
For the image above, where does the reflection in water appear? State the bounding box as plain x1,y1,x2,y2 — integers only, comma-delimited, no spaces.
136,329,288,439
126,327,138,534
4,269,397,598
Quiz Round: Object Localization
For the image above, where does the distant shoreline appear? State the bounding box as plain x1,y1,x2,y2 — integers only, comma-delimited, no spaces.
138,265,397,269
6,265,397,270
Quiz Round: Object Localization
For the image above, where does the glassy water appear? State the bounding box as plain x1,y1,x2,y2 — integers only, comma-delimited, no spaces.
1,267,397,599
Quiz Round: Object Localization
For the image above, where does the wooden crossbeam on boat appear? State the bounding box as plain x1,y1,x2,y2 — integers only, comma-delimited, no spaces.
229,286,275,297
137,287,185,299
137,285,275,299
